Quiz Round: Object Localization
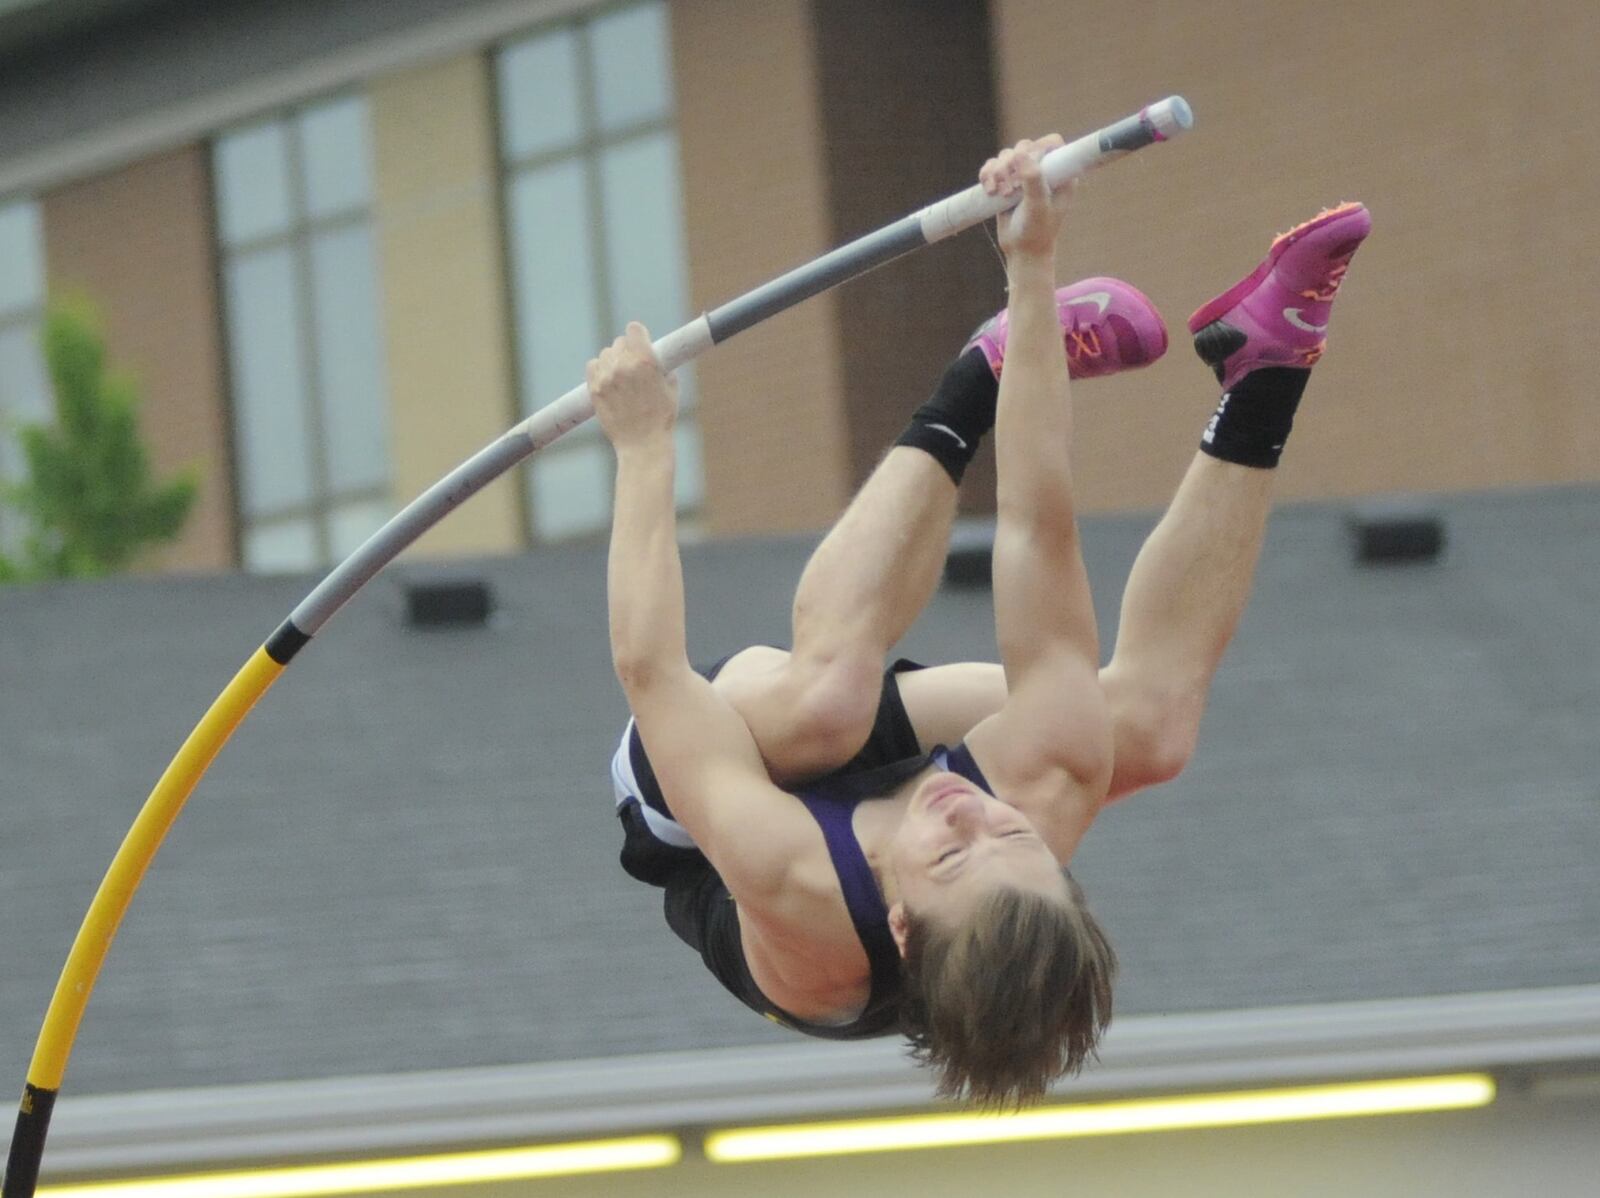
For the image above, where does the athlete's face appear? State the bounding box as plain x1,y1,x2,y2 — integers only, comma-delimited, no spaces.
885,771,1068,952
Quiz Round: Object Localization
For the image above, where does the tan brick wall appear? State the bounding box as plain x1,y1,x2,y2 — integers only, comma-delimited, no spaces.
41,144,236,570
992,0,1600,511
671,0,850,535
369,53,525,559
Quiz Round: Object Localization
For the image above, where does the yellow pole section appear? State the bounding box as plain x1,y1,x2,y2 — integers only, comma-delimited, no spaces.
26,648,286,1091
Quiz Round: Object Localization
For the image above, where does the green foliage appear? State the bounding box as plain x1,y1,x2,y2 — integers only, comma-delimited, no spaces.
0,303,196,581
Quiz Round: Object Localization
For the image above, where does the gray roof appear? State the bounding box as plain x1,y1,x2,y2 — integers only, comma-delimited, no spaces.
3,484,1599,1101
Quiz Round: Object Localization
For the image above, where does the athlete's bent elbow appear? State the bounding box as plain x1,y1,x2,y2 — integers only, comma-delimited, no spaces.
612,648,669,697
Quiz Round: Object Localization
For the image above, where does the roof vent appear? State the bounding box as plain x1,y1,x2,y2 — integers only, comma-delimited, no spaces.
1347,504,1446,565
402,576,494,628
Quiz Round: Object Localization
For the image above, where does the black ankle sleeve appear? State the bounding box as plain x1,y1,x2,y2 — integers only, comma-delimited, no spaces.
894,348,999,485
1199,367,1310,469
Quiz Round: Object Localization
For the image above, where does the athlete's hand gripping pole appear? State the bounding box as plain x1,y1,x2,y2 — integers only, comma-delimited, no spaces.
3,97,1191,1198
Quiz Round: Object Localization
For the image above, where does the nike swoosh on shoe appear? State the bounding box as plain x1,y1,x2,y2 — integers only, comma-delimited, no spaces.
1283,308,1328,333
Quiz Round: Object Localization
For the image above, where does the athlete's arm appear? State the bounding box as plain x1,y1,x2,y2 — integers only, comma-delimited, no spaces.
961,144,1112,852
593,325,808,901
894,659,1180,807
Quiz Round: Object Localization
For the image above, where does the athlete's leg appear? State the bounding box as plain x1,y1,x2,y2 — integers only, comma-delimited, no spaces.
1099,457,1273,798
716,282,1168,783
879,206,1374,789
883,462,1255,784
887,462,1261,780
713,448,960,783
907,454,1317,800
1101,201,1372,800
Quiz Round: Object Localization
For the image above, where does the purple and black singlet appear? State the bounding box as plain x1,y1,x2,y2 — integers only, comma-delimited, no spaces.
610,656,993,1040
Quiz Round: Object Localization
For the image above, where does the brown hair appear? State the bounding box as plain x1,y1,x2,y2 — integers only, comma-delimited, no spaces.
898,873,1116,1108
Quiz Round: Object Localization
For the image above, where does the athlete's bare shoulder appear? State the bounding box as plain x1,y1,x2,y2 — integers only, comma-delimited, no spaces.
737,857,874,1025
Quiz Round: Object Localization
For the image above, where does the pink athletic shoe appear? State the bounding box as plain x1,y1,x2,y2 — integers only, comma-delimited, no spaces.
964,276,1168,381
1189,202,1371,391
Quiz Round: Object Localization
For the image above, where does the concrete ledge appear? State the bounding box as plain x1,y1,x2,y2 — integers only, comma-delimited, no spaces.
43,982,1600,1177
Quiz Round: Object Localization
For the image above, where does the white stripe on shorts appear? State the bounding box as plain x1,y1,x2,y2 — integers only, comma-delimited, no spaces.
610,718,698,849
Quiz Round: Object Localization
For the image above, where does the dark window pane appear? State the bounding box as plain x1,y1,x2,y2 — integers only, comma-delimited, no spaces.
530,439,611,540
505,160,601,414
599,131,689,341
309,225,389,492
214,120,293,245
223,246,314,515
498,27,584,160
244,518,319,573
591,1,672,131
0,200,42,316
299,95,373,220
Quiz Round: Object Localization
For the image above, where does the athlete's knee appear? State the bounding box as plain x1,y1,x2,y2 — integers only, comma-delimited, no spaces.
785,651,882,763
1103,668,1204,792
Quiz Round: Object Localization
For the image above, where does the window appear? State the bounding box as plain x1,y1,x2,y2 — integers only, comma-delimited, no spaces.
497,0,703,543
213,94,392,572
0,197,50,555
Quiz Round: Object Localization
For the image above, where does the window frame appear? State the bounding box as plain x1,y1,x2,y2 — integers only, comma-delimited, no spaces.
212,93,391,572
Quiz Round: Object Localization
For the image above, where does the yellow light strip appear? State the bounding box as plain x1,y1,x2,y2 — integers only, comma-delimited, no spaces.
705,1074,1496,1162
37,1135,681,1198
